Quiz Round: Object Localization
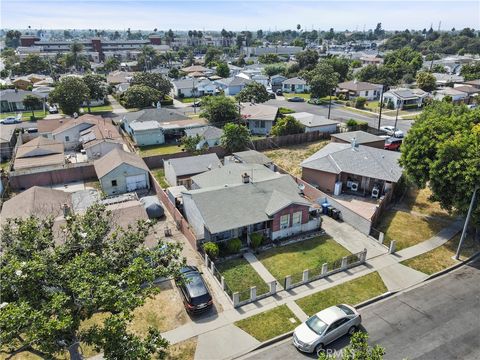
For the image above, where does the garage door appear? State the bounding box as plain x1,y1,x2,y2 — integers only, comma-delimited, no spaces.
126,174,147,191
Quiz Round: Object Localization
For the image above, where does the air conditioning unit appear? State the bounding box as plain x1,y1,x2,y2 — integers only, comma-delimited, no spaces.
371,187,380,198
350,182,359,192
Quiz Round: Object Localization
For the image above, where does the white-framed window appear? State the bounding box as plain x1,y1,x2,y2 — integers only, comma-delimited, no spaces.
292,211,302,226
280,214,290,229
65,135,70,142
365,91,369,96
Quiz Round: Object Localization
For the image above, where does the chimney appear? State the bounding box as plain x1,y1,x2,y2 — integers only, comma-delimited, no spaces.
242,172,250,184
62,203,71,218
351,137,358,150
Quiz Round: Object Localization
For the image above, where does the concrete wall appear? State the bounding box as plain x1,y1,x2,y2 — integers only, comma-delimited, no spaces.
163,159,178,187
182,192,206,239
302,167,338,193
99,163,150,196
306,124,338,134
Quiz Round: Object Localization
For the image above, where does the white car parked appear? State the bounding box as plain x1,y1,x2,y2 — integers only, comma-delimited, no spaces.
293,304,362,354
380,126,404,138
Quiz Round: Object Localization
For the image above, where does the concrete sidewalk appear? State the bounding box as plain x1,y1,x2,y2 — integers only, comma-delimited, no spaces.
107,95,128,114
243,252,278,284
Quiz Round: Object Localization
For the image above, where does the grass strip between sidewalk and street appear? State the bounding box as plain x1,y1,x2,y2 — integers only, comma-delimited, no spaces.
295,272,387,316
235,305,300,342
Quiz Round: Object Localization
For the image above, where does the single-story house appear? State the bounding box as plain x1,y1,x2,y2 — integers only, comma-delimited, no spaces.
0,89,46,113
171,78,218,98
225,76,252,96
106,71,134,85
94,148,150,196
464,79,480,89
184,126,223,149
432,73,464,87
251,74,269,87
181,65,211,76
301,142,402,198
240,102,279,135
331,131,386,149
229,150,274,168
0,124,18,160
12,77,32,90
290,112,339,133
434,87,469,103
453,85,480,103
122,108,205,146
337,80,383,100
383,88,428,109
13,136,65,171
183,173,319,244
359,56,383,65
79,123,125,160
164,153,221,189
282,77,309,93
270,75,287,91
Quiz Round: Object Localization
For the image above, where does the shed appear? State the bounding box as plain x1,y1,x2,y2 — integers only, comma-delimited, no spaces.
163,153,221,189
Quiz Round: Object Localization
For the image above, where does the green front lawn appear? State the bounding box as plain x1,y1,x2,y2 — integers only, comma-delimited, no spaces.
283,93,311,100
257,236,351,284
178,97,197,103
0,110,47,121
401,233,480,275
296,272,387,316
377,210,450,251
216,258,270,301
235,305,299,342
139,144,183,157
152,168,170,188
80,104,113,113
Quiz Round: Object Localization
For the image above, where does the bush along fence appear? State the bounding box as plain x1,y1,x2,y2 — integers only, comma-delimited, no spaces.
284,249,368,291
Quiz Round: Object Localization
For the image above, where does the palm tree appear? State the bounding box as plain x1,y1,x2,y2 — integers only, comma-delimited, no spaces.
70,42,84,71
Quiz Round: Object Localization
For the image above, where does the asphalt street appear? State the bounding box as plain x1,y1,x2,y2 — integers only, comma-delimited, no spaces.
241,258,480,360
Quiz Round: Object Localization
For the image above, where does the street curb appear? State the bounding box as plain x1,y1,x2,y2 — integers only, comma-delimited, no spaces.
425,251,480,281
355,291,397,309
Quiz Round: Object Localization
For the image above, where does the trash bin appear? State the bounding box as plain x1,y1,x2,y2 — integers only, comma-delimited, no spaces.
332,208,341,220
321,203,329,215
327,206,334,217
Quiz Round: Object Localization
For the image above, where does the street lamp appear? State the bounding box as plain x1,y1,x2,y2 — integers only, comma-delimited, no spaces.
455,186,479,260
327,88,334,119
377,84,386,131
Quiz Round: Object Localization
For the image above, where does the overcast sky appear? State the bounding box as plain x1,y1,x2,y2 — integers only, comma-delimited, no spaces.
1,1,478,31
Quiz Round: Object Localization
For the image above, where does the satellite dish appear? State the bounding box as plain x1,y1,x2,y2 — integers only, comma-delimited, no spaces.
298,183,305,191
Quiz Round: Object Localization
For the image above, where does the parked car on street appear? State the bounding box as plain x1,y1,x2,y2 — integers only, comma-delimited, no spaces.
380,126,404,138
176,266,213,314
293,304,361,354
48,104,58,114
384,137,403,151
288,96,305,102
268,92,276,99
276,89,283,96
0,116,21,124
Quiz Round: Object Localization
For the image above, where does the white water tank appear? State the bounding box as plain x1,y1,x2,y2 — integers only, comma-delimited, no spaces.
334,181,342,196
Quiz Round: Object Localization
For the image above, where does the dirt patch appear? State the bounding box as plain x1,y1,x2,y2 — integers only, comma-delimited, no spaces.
166,338,197,360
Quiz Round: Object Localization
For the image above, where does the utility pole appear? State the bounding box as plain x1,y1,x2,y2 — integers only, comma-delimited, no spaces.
455,186,479,260
394,104,400,133
327,88,333,119
377,85,386,131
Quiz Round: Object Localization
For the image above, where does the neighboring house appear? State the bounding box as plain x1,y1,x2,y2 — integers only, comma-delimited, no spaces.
240,102,279,135
251,74,269,87
434,87,469,103
453,85,480,103
94,148,150,196
282,77,309,93
115,82,130,94
225,76,252,96
164,153,221,189
183,172,318,244
331,131,386,149
383,88,428,109
13,137,64,171
464,79,480,89
270,74,287,91
0,124,18,160
432,73,464,87
290,112,339,133
229,150,274,168
181,65,211,76
79,123,125,160
171,78,217,98
106,70,134,85
122,108,205,146
359,55,383,65
12,77,32,90
184,126,223,149
227,64,242,77
0,89,46,112
301,142,402,197
337,80,383,100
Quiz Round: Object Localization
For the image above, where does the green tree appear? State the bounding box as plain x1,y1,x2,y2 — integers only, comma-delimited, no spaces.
263,63,287,77
168,67,180,79
121,84,161,108
400,102,480,228
460,62,480,81
296,49,319,71
22,95,42,119
306,62,339,99
82,74,107,112
181,134,205,153
320,56,351,82
270,115,305,136
103,57,120,72
221,123,251,152
258,53,280,64
215,61,230,78
0,205,184,359
318,331,385,360
201,96,240,127
70,42,84,71
204,47,222,67
18,54,49,75
5,30,22,48
130,72,172,99
236,82,270,104
415,71,436,92
49,76,89,115
383,46,423,82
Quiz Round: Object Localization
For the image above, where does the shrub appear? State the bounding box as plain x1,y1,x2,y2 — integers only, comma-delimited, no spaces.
226,238,242,254
346,119,358,127
203,242,219,259
346,101,351,107
160,96,173,106
354,96,367,109
337,93,346,100
250,233,264,249
278,107,295,115
403,103,419,110
357,121,368,130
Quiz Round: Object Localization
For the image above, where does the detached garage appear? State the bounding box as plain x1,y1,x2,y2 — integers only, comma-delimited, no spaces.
94,148,150,196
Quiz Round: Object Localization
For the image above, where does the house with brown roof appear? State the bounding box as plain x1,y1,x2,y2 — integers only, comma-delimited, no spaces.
337,80,383,100
13,137,65,171
94,148,150,196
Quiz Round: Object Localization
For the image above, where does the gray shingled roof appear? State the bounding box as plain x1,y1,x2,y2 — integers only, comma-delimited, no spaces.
301,143,402,182
94,148,149,178
233,150,272,165
122,108,189,124
185,126,223,141
283,77,306,85
338,80,381,92
331,131,384,144
184,176,310,234
229,76,252,87
191,163,281,188
291,112,340,128
0,89,47,102
165,153,221,177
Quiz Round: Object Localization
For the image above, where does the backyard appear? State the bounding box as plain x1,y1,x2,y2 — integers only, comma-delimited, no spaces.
216,257,270,301
235,305,299,342
262,139,329,177
296,272,387,316
152,168,170,188
256,236,351,284
139,143,183,157
401,233,480,275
